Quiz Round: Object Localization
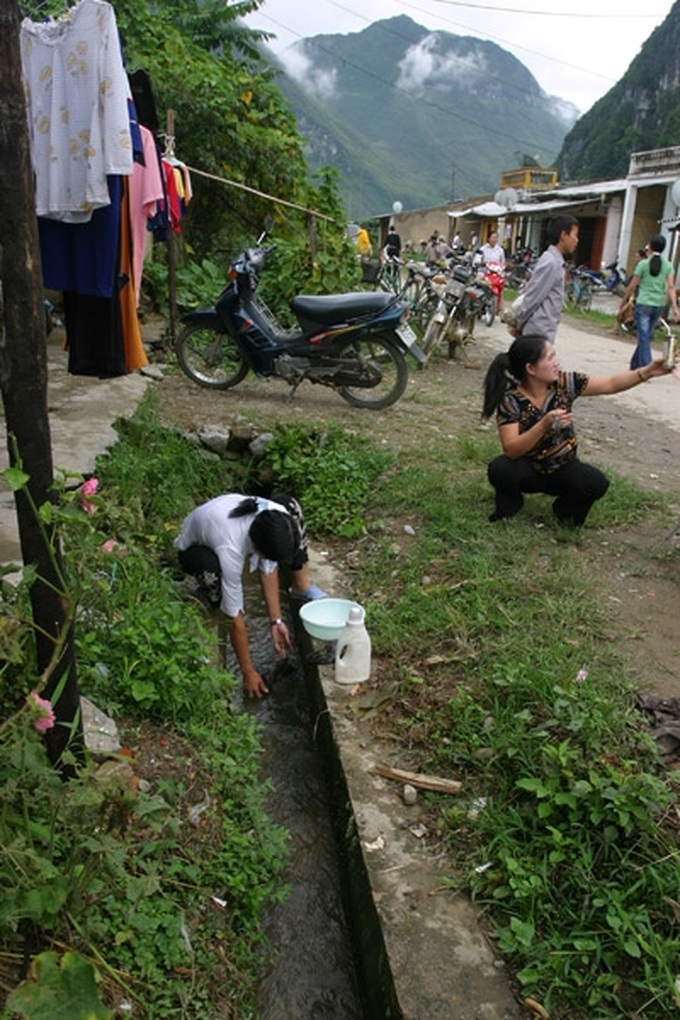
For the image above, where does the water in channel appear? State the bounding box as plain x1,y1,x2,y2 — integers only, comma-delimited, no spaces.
222,585,365,1020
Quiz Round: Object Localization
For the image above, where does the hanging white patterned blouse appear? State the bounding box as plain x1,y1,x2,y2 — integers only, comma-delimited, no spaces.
20,0,133,223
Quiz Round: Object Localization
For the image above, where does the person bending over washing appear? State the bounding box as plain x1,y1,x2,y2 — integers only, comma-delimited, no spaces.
481,334,672,526
175,493,327,698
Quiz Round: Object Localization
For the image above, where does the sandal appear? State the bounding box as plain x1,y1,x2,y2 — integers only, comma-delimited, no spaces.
289,583,328,601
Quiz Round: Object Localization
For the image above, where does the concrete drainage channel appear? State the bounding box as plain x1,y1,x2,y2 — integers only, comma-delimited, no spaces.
221,562,522,1020
220,591,394,1018
296,623,522,1020
297,627,404,1020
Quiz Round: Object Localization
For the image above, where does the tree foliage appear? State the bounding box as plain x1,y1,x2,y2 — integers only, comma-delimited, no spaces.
114,0,317,251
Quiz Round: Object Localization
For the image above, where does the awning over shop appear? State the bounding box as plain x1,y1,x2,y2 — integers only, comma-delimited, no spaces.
448,178,629,221
511,198,595,215
448,197,611,219
448,201,509,218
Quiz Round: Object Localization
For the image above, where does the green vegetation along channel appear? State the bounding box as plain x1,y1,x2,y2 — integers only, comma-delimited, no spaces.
2,396,680,1019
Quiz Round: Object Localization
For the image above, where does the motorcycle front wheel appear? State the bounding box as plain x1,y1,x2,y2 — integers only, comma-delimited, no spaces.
482,301,495,328
420,316,446,364
337,334,408,410
175,324,248,390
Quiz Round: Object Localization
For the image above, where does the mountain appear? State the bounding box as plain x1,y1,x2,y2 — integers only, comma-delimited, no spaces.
268,16,577,219
558,1,680,182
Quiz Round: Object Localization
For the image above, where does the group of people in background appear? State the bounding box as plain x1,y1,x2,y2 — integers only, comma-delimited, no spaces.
350,221,500,265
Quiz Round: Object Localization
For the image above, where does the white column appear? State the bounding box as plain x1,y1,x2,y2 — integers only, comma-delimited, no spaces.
618,184,637,270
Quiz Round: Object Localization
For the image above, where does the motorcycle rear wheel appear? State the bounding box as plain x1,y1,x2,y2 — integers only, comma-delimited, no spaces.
175,324,248,390
337,334,408,409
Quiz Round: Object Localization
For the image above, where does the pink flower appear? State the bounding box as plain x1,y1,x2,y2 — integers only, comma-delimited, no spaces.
80,477,99,515
27,690,56,732
100,539,118,553
575,667,588,684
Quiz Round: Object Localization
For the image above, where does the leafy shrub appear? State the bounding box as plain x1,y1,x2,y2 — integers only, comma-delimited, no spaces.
258,421,393,537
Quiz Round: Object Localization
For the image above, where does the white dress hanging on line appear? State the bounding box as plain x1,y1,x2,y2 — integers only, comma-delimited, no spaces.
20,0,133,223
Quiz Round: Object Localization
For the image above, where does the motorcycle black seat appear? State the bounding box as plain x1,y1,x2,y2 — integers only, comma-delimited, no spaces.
290,291,398,325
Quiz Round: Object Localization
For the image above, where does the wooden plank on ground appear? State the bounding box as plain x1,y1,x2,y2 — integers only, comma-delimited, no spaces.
372,765,462,794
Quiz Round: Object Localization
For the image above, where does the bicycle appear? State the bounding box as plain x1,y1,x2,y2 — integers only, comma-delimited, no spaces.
565,267,593,312
400,263,446,334
364,257,442,335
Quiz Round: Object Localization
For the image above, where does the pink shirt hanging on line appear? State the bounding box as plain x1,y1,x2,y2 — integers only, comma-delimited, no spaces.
130,126,164,304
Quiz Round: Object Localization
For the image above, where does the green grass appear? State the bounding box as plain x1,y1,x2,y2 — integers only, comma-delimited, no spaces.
343,424,680,1020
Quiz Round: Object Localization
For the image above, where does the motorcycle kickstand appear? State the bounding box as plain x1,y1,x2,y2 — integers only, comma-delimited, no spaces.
283,379,302,403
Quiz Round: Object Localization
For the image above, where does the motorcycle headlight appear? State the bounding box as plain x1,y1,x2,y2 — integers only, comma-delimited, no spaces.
246,247,266,271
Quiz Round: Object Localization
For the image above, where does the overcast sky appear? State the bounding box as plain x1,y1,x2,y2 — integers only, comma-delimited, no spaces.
248,0,670,115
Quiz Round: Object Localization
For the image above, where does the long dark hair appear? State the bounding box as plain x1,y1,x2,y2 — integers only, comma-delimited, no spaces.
648,234,666,277
229,496,295,563
482,335,548,418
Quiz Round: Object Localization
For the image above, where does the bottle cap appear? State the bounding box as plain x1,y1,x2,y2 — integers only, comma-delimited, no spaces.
347,606,364,625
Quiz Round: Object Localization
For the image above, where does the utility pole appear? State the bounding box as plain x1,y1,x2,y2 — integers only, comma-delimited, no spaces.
0,1,82,769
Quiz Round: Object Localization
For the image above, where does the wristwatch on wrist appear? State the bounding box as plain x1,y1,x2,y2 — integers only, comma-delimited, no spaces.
270,618,284,627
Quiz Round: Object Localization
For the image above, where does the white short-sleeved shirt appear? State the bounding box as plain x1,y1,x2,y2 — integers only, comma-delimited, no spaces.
21,0,133,222
174,494,288,618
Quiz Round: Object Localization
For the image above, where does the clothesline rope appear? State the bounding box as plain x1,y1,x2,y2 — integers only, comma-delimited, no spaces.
184,164,336,223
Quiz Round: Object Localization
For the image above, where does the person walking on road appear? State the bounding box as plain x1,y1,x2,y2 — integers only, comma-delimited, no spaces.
482,334,674,527
480,229,506,312
515,215,579,343
175,493,327,699
384,223,401,260
480,230,505,270
618,235,679,367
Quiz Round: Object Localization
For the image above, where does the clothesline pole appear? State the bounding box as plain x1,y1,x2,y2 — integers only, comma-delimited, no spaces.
308,213,318,261
165,109,178,346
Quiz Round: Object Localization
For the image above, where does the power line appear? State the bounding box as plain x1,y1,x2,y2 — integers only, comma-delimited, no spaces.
257,10,565,162
426,0,661,19
329,0,577,103
330,0,646,87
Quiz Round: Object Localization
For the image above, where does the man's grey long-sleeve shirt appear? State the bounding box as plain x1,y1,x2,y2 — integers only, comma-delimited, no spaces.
516,244,565,343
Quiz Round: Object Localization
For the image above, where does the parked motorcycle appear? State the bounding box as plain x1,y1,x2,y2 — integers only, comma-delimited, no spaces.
574,265,606,291
175,237,424,410
602,261,627,296
504,247,535,290
420,263,489,364
479,261,505,321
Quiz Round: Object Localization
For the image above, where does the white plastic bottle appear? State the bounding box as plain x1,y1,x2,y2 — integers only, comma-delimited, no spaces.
334,606,372,684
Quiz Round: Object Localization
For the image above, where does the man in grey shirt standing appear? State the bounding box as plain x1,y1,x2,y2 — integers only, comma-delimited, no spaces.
516,215,580,342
